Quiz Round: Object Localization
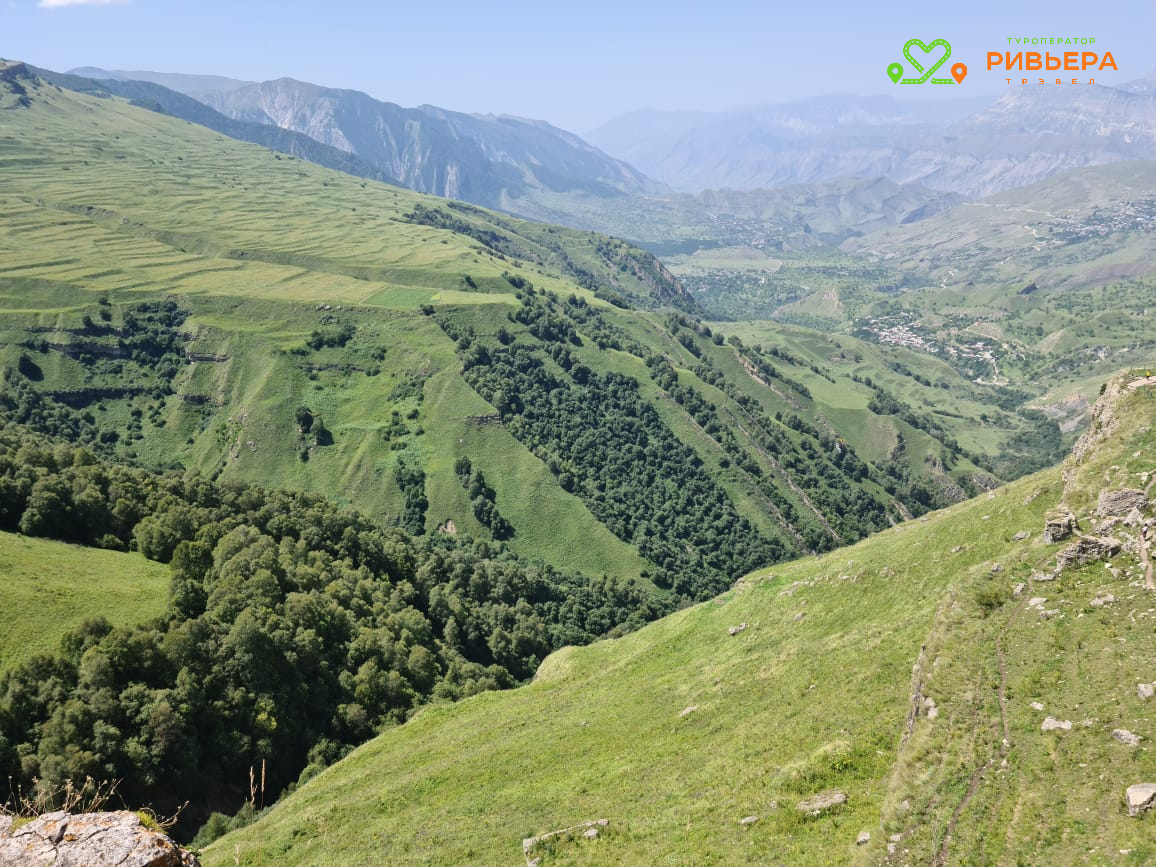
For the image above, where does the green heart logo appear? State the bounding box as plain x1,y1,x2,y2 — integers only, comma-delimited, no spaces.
900,38,953,83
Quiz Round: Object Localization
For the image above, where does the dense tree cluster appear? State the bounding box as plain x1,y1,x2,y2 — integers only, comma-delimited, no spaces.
0,427,666,828
453,457,512,541
304,323,356,351
438,314,785,598
393,463,428,535
648,347,893,550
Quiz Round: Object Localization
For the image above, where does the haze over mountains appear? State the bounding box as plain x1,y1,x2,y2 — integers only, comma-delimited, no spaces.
63,66,1156,244
589,83,1156,198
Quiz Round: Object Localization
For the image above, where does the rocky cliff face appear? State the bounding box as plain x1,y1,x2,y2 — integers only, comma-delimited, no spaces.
0,811,200,866
197,78,656,209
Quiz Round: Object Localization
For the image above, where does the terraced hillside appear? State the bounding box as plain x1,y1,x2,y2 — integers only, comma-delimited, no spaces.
0,63,1000,597
205,374,1156,865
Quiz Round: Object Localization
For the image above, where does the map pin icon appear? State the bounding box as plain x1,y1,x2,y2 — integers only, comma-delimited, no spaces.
887,62,904,83
951,62,968,84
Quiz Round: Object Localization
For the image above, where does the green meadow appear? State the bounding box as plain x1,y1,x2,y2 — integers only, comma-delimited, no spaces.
0,530,168,668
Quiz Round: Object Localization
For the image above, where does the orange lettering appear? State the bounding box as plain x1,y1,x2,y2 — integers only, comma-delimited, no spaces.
1063,52,1078,70
1046,53,1060,70
1026,52,1042,70
1081,51,1097,69
987,51,1004,70
1006,51,1023,69
1099,52,1117,71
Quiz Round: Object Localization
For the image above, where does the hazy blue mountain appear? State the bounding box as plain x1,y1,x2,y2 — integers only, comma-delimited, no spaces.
1120,68,1156,95
588,87,1156,197
67,67,255,96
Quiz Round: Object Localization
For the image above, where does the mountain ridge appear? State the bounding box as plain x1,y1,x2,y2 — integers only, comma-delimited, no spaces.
588,83,1156,198
192,76,660,208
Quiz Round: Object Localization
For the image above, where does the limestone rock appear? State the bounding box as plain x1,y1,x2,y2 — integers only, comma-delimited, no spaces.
1030,701,1045,711
991,563,1003,574
1012,531,1030,541
1123,507,1146,528
1012,582,1026,597
1097,489,1149,518
728,623,747,636
1044,513,1079,543
1041,716,1073,732
1126,783,1156,817
523,819,608,857
1114,729,1142,747
739,815,758,825
856,830,871,845
1090,593,1116,608
582,828,599,839
797,790,847,815
1056,536,1121,571
0,811,199,867
1139,683,1155,700
679,705,698,718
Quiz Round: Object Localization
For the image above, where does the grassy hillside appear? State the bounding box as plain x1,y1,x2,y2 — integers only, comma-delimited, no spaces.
0,66,990,593
677,164,1156,452
206,376,1156,865
0,530,168,667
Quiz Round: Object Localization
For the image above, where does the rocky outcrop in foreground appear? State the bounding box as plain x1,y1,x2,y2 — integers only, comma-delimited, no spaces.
0,811,199,866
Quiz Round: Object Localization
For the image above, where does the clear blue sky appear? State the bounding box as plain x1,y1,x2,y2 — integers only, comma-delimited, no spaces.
2,0,1152,132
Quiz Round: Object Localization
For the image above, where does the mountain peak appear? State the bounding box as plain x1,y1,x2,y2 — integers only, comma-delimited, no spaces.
0,60,33,108
0,59,29,80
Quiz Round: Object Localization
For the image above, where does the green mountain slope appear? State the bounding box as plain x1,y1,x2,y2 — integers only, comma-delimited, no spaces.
675,163,1156,467
0,530,168,668
0,64,986,595
206,375,1156,865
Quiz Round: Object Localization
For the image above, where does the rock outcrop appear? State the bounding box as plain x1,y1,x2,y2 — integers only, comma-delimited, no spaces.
0,811,200,866
1044,513,1079,543
1097,489,1149,518
1113,729,1141,747
1126,784,1156,817
1056,536,1121,571
797,790,847,815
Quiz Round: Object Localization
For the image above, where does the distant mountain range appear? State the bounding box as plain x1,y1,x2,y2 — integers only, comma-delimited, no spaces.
66,67,255,95
57,65,1156,230
588,82,1156,198
70,66,657,213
